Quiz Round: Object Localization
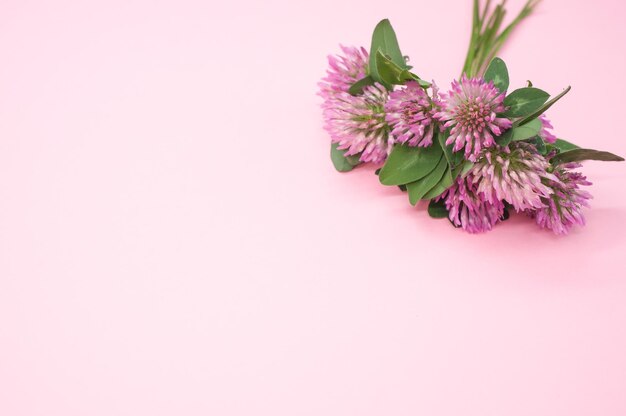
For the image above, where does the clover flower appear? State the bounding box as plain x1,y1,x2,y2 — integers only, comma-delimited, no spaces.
532,162,592,234
435,75,512,161
319,46,391,163
384,81,440,147
439,174,505,233
321,84,391,163
318,45,368,96
471,142,556,212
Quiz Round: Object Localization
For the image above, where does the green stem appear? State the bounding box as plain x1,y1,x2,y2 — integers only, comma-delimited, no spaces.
461,0,481,77
477,0,539,75
471,4,506,76
461,0,542,78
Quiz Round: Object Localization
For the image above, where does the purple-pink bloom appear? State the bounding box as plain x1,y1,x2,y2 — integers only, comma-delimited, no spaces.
435,75,512,161
439,174,505,233
538,114,557,144
321,84,391,164
384,81,440,147
532,162,592,235
318,45,368,96
471,142,556,212
319,46,391,164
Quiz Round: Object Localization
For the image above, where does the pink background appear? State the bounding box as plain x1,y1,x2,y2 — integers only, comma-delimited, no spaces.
1,0,625,415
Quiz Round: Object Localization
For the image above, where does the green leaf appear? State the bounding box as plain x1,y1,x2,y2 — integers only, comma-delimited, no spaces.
510,119,542,141
518,86,571,126
509,118,541,142
551,149,625,164
346,155,360,165
427,199,449,219
483,57,509,92
375,50,428,87
437,131,466,169
553,138,580,152
422,166,454,200
453,160,474,180
437,131,454,165
406,155,447,205
531,136,547,155
369,19,406,85
348,76,375,96
379,142,443,186
375,50,407,86
330,143,360,172
502,88,550,118
496,129,513,146
495,118,542,146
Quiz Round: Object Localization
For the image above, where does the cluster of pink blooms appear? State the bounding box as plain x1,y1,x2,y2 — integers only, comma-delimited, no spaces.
444,142,591,234
319,46,592,234
319,46,391,163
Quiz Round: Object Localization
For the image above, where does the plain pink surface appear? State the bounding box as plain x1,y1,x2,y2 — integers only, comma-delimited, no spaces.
1,0,625,415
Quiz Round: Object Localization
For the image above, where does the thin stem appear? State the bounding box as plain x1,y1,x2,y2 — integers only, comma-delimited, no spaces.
461,0,542,78
479,0,493,31
477,0,541,75
461,0,482,77
472,3,506,76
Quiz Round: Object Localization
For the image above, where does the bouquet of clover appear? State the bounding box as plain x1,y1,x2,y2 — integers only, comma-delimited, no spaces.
319,0,623,234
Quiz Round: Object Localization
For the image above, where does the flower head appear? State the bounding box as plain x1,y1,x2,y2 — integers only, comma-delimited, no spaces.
318,45,368,96
532,162,592,234
439,174,505,233
538,114,557,144
321,84,391,163
384,81,440,147
471,142,556,212
435,75,512,161
319,46,391,164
